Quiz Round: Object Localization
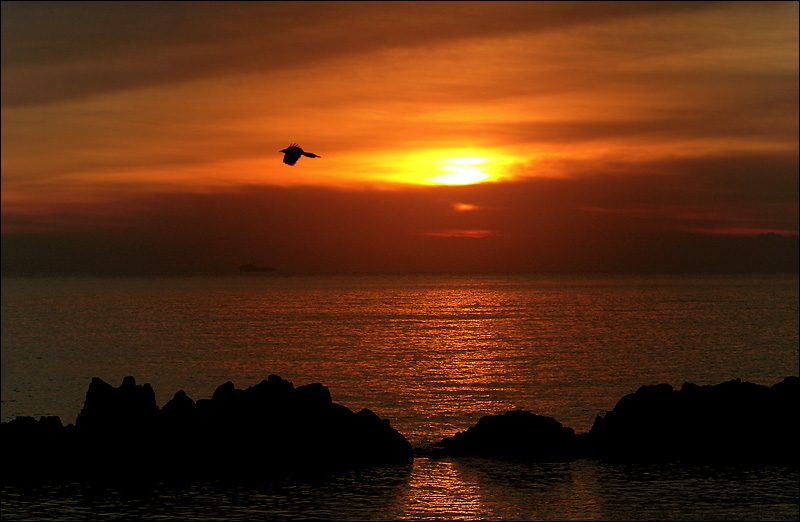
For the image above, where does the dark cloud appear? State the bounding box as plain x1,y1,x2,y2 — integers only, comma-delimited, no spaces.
1,1,724,107
3,167,797,276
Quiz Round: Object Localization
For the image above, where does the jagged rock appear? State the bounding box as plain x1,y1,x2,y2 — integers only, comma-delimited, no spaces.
427,377,798,464
587,376,799,463
1,415,75,483
431,410,577,461
2,374,413,484
3,375,797,484
75,376,160,435
162,389,196,418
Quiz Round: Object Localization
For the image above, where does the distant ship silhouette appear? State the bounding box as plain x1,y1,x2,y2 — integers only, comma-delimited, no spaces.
239,264,276,273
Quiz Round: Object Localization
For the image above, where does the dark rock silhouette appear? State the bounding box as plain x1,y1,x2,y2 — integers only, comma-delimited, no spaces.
587,376,799,464
2,375,412,484
75,375,160,434
3,376,797,485
431,410,577,461
429,377,798,465
1,415,77,483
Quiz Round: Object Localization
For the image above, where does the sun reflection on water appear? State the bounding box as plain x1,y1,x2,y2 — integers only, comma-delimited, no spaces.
395,458,483,520
388,457,606,520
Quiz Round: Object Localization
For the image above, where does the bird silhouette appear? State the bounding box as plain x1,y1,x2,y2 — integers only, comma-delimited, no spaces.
280,143,321,166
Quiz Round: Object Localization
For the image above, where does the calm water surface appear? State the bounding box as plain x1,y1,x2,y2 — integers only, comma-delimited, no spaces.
2,273,798,520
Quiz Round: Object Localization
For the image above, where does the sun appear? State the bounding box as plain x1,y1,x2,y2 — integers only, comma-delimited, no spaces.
432,157,490,185
375,149,514,186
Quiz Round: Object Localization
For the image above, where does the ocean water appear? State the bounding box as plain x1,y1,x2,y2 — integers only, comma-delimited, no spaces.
1,273,798,520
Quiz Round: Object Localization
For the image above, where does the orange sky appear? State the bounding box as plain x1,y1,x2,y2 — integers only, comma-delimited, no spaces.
2,1,798,274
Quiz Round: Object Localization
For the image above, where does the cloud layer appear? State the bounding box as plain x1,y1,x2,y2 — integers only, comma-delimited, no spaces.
2,2,797,274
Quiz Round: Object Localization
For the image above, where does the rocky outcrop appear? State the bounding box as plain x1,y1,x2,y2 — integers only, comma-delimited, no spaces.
75,375,160,434
430,377,798,465
2,375,413,484
430,410,577,461
587,376,799,464
3,375,797,484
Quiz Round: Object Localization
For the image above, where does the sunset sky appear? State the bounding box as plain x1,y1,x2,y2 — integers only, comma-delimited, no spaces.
2,1,798,274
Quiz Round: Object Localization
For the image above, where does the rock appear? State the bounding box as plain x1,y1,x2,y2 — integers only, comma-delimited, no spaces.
427,377,798,464
431,410,577,461
294,382,333,410
162,389,196,418
2,374,413,485
1,415,75,483
3,375,796,484
587,376,799,464
75,376,160,435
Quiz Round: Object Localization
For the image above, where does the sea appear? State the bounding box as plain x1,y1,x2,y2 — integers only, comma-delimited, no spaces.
1,272,798,521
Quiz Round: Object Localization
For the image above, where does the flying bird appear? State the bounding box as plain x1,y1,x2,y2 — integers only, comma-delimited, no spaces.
280,143,321,166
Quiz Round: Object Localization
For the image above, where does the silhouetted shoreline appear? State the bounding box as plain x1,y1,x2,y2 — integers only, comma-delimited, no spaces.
2,375,797,485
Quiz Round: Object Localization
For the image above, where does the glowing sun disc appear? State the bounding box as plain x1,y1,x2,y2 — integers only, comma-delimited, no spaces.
433,157,490,185
433,171,490,185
